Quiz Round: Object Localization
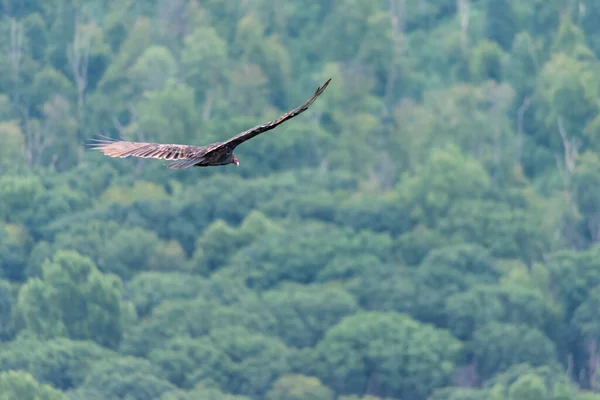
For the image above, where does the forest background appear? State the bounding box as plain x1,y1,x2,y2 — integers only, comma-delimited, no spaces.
1,0,600,399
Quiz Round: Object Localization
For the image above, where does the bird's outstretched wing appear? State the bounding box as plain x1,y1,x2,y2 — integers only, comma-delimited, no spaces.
88,135,210,168
219,78,331,150
89,78,331,168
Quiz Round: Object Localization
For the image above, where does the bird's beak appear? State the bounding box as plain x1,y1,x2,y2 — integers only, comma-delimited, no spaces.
235,160,239,167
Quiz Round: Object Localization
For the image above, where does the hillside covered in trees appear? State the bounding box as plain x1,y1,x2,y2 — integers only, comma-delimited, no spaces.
2,0,600,399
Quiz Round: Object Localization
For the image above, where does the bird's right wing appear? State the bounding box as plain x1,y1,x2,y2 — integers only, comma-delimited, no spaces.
219,78,331,150
88,136,207,162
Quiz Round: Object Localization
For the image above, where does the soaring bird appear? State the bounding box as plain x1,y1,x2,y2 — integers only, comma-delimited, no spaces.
89,78,331,169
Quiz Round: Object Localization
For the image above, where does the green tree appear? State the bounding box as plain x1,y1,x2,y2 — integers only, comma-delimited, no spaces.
445,283,552,340
261,283,359,348
0,174,44,225
439,196,546,261
77,356,177,400
0,337,114,390
506,31,541,96
120,298,273,357
267,375,334,400
572,285,600,390
192,210,283,275
186,327,291,397
133,79,196,145
125,272,208,318
428,387,492,400
407,244,500,325
484,0,517,50
148,336,222,388
100,227,187,279
0,370,68,400
129,45,178,92
471,323,558,380
313,311,461,399
469,40,506,82
533,52,598,151
547,245,600,320
507,374,549,400
0,120,25,171
0,279,15,340
483,364,575,400
18,250,123,348
0,224,29,282
394,145,492,227
180,26,229,98
580,0,600,56
99,16,153,91
228,221,393,290
28,66,73,111
159,384,251,400
572,151,600,242
551,14,592,58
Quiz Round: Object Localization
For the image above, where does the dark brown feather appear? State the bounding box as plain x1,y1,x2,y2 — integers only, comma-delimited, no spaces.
217,78,331,150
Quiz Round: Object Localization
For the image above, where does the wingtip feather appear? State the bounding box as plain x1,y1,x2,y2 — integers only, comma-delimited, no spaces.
86,135,133,158
86,134,120,149
316,78,331,95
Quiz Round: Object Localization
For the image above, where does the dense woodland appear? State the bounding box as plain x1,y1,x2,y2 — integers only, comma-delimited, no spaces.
2,0,600,399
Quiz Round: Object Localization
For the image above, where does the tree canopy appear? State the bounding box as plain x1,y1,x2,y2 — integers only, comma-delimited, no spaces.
1,0,600,399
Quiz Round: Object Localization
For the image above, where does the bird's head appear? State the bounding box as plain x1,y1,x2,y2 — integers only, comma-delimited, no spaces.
232,154,239,167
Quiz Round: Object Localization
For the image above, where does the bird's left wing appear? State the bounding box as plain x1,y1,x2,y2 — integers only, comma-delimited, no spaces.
88,136,208,161
219,78,331,150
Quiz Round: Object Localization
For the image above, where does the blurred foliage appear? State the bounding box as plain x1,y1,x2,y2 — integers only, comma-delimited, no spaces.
0,0,600,399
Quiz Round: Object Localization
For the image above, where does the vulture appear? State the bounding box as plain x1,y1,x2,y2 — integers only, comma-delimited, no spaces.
89,78,331,169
